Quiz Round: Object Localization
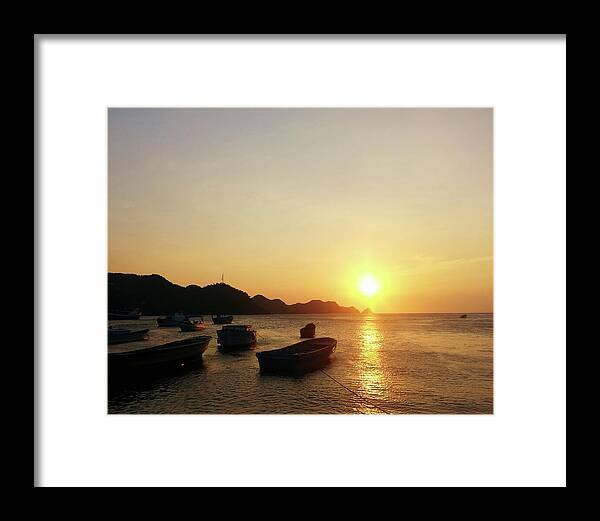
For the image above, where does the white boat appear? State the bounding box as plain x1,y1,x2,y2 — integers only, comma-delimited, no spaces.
157,312,194,327
217,325,257,350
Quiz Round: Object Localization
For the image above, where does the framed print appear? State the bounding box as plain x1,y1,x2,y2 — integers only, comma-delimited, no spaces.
35,34,566,487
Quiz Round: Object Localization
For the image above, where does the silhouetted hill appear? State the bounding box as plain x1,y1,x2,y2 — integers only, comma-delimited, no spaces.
250,294,289,313
108,273,360,315
288,300,359,314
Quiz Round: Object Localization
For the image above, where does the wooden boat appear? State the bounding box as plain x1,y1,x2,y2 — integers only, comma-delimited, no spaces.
108,327,150,345
217,324,257,350
180,321,206,332
212,314,233,325
108,308,142,320
157,312,192,327
108,335,212,374
300,322,316,338
256,337,337,374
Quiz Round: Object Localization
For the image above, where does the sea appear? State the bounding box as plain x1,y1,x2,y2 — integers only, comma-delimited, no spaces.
108,313,493,414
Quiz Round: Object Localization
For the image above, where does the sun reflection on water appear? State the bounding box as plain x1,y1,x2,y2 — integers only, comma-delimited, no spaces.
358,317,388,399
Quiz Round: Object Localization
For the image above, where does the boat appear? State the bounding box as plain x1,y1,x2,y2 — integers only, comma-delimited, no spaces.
217,324,257,350
157,312,194,327
460,314,468,318
212,314,233,325
180,321,206,332
108,327,150,345
108,308,142,320
300,322,316,338
256,337,337,374
108,335,212,375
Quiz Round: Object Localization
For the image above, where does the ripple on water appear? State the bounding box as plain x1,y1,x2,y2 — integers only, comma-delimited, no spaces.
108,313,493,414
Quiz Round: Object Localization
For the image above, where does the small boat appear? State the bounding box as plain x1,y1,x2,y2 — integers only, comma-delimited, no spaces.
212,314,234,325
108,327,150,345
157,312,193,327
108,308,142,320
460,314,468,318
180,321,206,332
256,337,337,374
108,335,212,374
217,324,257,350
300,322,316,338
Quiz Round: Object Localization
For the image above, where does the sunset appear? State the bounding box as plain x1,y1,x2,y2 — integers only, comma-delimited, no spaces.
108,108,492,313
358,274,380,298
106,107,494,417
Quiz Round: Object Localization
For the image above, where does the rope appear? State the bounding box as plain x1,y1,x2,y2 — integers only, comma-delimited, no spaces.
319,368,391,415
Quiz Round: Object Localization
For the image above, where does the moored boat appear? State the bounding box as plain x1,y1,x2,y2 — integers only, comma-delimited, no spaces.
108,335,212,375
108,327,150,345
157,312,193,327
256,337,337,374
300,322,316,338
180,321,206,332
217,324,257,350
108,308,142,320
212,314,233,325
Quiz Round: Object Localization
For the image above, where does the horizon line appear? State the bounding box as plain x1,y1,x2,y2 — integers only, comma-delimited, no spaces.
108,271,493,314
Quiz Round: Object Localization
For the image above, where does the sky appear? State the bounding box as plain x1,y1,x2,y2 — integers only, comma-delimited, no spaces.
108,108,492,313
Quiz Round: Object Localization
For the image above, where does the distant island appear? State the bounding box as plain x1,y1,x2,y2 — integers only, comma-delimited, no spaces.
108,273,360,315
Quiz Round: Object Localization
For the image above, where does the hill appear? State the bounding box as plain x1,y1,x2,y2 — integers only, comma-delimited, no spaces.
108,273,360,315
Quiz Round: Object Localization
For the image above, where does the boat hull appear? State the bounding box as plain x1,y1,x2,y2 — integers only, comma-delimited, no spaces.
157,318,186,327
300,323,316,338
217,328,257,350
108,336,211,376
179,323,206,332
256,337,337,374
212,315,233,324
108,328,150,345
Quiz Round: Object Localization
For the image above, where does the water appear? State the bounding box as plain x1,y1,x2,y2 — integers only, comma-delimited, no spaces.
108,313,493,414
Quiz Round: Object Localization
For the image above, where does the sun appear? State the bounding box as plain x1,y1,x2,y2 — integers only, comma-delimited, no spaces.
358,274,380,298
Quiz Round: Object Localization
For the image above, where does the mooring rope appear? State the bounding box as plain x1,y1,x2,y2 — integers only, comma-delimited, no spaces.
320,368,391,415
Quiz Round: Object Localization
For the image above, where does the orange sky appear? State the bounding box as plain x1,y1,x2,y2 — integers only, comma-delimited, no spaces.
108,108,492,312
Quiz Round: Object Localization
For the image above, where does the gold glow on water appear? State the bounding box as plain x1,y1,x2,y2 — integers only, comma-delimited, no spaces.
358,318,387,400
